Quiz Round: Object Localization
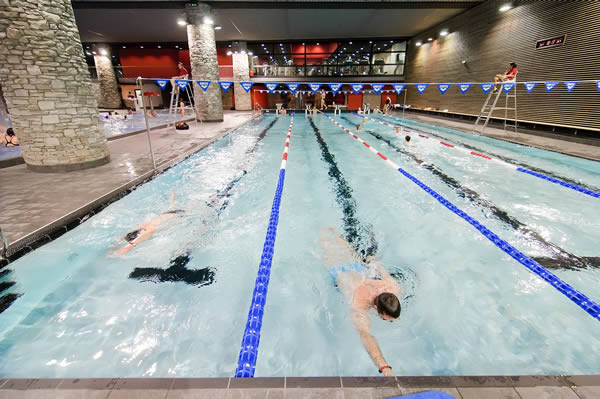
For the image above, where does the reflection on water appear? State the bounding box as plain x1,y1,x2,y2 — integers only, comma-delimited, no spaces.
100,110,188,138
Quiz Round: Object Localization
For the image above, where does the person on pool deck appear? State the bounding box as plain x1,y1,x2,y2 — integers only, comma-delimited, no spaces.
321,227,402,376
4,128,19,147
383,96,392,114
492,62,518,93
116,193,184,255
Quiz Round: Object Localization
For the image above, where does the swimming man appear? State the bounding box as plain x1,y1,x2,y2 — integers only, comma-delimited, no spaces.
321,227,401,376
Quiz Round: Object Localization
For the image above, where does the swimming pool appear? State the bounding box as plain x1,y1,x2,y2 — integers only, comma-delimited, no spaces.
1,113,599,378
100,110,188,138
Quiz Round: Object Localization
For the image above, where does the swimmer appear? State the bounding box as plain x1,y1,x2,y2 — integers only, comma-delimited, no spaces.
115,193,184,255
404,135,411,145
321,227,401,376
373,107,382,114
395,127,401,134
362,117,368,124
357,124,362,131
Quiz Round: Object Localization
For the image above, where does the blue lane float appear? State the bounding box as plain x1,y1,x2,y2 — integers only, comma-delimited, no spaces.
235,117,295,378
517,168,600,198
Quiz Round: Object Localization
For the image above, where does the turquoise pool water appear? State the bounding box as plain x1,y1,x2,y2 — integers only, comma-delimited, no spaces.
0,113,599,377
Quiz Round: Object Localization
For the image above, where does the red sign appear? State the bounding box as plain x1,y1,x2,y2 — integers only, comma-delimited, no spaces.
536,35,566,49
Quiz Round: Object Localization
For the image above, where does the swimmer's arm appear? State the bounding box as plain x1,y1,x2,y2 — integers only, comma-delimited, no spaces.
353,311,394,376
368,258,402,294
116,224,156,255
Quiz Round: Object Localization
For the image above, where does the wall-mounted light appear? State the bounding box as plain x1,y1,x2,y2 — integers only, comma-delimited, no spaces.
499,4,512,12
214,25,222,30
416,41,422,47
203,16,214,25
177,19,186,26
248,51,253,56
428,37,433,42
226,51,232,55
440,29,449,37
99,49,107,56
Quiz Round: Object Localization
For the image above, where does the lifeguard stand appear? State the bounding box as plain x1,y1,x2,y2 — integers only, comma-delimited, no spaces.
473,78,518,135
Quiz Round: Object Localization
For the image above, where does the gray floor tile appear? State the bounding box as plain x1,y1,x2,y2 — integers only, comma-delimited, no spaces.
0,389,56,399
458,387,520,399
342,388,373,399
285,388,345,399
107,389,169,399
515,386,579,399
572,386,600,399
401,387,461,398
167,389,228,399
54,391,112,399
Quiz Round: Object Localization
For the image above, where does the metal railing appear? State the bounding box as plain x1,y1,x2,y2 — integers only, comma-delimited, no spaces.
0,226,9,260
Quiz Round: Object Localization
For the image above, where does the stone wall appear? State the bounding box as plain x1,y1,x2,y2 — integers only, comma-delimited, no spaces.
94,51,122,109
232,50,251,111
0,0,109,171
91,81,102,106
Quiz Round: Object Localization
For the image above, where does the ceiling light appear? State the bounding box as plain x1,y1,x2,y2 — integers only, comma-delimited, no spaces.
85,51,91,56
226,51,232,55
261,43,265,46
140,46,144,48
175,45,179,48
177,19,186,26
499,4,512,12
248,51,253,55
99,49,107,55
157,45,161,48
241,50,246,54
228,44,232,47
214,25,222,30
92,51,97,55
440,30,449,36
428,38,433,42
416,41,422,46
349,41,352,44
203,17,213,25
369,40,373,43
122,45,126,48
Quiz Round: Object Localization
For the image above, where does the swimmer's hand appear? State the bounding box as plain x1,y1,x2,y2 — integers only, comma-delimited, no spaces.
382,367,394,377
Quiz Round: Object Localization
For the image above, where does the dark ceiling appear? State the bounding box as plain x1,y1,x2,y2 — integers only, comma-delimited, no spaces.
73,1,483,43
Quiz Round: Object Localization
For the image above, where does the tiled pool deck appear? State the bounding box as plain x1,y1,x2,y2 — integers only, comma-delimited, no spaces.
0,375,598,398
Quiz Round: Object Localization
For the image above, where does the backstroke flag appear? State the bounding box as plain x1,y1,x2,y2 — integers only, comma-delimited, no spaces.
240,82,253,93
524,82,537,93
287,83,300,94
437,84,451,94
459,83,472,94
502,82,515,93
265,83,278,93
309,83,322,93
175,80,189,90
564,81,578,93
197,81,211,92
219,81,233,92
416,84,429,94
156,79,169,90
329,83,342,94
351,84,364,94
480,83,493,94
545,81,559,92
371,83,385,94
392,83,406,94
597,81,600,92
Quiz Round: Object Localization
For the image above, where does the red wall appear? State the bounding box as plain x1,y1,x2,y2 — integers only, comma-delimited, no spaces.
347,93,363,110
251,85,268,109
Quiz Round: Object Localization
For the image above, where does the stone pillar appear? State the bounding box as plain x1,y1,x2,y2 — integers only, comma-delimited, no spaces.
93,46,122,109
186,3,224,122
232,42,251,111
0,0,110,172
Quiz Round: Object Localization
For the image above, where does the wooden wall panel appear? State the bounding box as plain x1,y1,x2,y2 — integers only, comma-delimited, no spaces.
404,1,600,132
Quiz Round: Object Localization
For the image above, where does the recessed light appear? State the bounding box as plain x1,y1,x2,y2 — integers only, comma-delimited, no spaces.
349,41,352,44
227,51,232,55
140,46,144,48
157,45,161,48
248,51,253,55
214,25,222,30
369,40,373,43
416,41,422,46
440,30,449,36
428,38,433,42
92,51,97,55
177,19,186,26
85,51,91,56
122,45,126,48
203,17,213,25
499,4,512,12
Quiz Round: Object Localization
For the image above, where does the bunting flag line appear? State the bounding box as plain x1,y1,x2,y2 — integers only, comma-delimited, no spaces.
545,81,559,92
240,82,253,93
524,82,537,93
480,83,494,94
371,83,385,94
309,83,322,93
437,83,451,94
416,84,429,94
564,81,578,93
156,79,169,90
219,81,233,92
175,80,189,90
597,81,600,92
329,83,343,94
502,82,516,93
287,83,300,94
351,84,364,94
197,80,211,92
393,83,406,94
265,82,278,93
459,83,472,94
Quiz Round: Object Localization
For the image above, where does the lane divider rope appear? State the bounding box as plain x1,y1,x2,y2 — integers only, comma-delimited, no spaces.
325,114,600,322
358,113,599,199
235,115,294,377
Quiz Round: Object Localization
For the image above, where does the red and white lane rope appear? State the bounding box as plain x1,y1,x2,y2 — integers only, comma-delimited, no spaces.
358,114,514,169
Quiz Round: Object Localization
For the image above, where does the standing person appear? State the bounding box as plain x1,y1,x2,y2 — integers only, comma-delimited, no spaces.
319,89,327,110
383,96,392,114
493,62,518,93
321,227,402,376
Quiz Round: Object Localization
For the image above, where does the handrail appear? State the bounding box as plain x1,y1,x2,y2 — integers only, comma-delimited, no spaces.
0,226,9,260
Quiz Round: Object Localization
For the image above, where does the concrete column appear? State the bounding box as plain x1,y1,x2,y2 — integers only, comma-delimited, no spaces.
232,42,251,111
93,46,122,109
186,3,223,122
0,0,109,172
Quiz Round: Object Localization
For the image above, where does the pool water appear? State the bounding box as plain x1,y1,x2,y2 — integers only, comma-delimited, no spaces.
100,110,188,138
1,113,599,378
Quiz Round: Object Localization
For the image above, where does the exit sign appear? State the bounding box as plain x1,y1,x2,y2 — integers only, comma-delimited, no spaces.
536,35,566,49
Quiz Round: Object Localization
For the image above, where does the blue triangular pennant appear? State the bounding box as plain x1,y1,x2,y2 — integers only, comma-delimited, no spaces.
196,80,211,92
459,83,472,94
309,83,322,93
265,83,278,93
597,81,600,92
175,80,189,90
480,83,494,94
351,84,364,94
328,83,342,94
219,81,233,92
564,81,578,93
287,83,299,94
392,83,406,94
524,82,537,93
156,79,169,90
437,83,451,94
240,82,253,93
545,81,559,92
416,84,429,94
502,82,515,93
371,84,385,94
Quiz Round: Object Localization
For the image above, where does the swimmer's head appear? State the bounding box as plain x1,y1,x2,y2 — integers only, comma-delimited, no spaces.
405,135,411,142
374,292,401,320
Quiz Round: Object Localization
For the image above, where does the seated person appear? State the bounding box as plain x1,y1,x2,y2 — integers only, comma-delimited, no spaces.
493,62,518,93
4,128,19,147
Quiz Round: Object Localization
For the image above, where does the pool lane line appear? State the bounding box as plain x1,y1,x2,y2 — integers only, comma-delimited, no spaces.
307,116,378,262
325,114,600,321
340,116,597,271
235,115,294,378
371,114,600,198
